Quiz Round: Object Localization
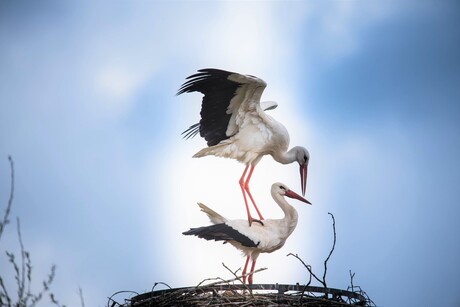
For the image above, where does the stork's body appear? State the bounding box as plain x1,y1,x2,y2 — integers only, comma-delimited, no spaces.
183,183,311,285
177,69,310,225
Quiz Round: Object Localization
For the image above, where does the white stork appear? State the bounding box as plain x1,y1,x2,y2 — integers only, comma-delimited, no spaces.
183,182,311,285
177,69,310,225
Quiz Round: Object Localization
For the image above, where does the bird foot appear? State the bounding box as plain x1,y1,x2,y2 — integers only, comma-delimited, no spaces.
249,218,264,226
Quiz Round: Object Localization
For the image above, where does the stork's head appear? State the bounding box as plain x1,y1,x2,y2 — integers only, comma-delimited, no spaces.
294,147,309,196
273,182,311,205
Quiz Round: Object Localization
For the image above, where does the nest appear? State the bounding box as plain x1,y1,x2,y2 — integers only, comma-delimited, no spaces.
126,283,374,306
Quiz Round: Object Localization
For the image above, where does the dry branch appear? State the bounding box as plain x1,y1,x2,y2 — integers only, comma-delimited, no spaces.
0,156,65,306
287,212,337,290
79,287,85,307
323,212,336,288
0,156,14,242
346,271,376,306
151,282,172,291
287,253,323,287
107,290,140,307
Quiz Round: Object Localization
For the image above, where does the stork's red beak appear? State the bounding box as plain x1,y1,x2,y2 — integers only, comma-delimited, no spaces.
300,164,308,196
285,189,312,205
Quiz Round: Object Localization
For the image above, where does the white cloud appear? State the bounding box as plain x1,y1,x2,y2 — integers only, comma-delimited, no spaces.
95,66,140,100
93,65,144,115
301,1,401,64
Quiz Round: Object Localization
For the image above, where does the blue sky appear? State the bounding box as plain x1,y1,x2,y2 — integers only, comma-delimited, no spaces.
1,1,459,306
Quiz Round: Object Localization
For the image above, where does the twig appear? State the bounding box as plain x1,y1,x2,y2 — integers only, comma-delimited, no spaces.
288,211,337,302
0,155,14,242
221,262,253,295
17,218,26,303
349,270,355,293
152,282,172,291
0,156,14,306
346,271,377,306
195,264,267,289
0,156,64,306
30,264,57,306
286,253,324,287
79,287,85,307
0,276,12,306
107,291,139,307
221,262,245,286
322,212,336,288
50,292,66,307
286,252,325,304
6,251,21,299
195,276,227,288
222,262,266,291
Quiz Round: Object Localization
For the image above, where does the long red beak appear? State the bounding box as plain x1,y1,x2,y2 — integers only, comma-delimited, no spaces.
300,164,308,196
285,189,312,205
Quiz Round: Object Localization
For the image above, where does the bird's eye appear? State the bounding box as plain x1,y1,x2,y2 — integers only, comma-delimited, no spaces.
279,185,286,191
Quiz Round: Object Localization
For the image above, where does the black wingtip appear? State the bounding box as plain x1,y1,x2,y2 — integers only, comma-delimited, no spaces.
176,68,235,96
176,68,242,146
181,123,200,140
182,223,258,248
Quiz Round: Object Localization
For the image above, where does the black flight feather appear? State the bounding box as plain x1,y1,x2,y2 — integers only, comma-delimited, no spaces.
183,223,258,248
177,68,242,146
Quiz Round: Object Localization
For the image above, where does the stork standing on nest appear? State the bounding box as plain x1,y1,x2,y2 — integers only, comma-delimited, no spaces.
177,69,310,225
183,182,311,285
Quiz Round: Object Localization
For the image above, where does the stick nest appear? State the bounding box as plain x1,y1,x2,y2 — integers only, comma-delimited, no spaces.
125,283,374,306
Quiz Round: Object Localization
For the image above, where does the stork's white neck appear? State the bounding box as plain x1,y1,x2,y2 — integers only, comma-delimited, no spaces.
272,147,299,165
271,189,299,236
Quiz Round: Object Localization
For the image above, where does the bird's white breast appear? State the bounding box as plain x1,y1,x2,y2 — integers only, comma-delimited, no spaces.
226,218,295,255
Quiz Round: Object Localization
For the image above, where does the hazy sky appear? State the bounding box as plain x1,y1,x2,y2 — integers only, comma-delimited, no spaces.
1,1,459,306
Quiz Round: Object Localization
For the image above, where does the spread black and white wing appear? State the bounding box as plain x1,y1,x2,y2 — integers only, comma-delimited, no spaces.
183,223,258,248
177,68,267,146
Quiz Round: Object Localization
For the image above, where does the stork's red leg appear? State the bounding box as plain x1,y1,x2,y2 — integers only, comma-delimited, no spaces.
244,165,264,220
242,256,250,284
248,258,257,285
239,165,255,225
